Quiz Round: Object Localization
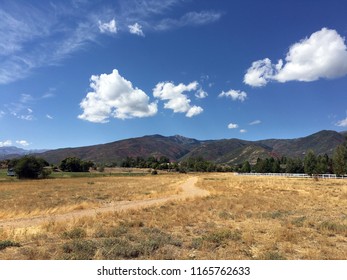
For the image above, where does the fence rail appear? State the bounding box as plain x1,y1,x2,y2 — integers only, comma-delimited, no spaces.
236,173,347,179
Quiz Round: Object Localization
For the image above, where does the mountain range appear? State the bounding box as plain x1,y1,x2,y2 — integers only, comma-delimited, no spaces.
1,130,345,165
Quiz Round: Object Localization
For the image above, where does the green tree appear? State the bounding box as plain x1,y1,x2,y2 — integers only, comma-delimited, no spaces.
333,144,347,175
304,150,317,175
241,161,251,173
60,157,94,172
14,156,49,179
316,154,330,174
285,158,304,173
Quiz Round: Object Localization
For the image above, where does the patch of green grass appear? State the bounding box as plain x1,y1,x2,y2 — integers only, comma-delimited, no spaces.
62,227,87,239
319,221,347,234
0,240,21,250
263,250,287,260
62,240,97,260
291,216,306,227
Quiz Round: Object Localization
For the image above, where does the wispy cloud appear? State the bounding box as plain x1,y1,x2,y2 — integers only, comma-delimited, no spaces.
4,94,35,121
249,120,261,125
128,23,145,36
0,1,223,85
0,2,100,84
335,117,347,127
155,11,222,31
98,19,117,33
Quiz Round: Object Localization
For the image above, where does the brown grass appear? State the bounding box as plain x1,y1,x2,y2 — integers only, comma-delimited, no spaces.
0,173,346,260
0,175,184,219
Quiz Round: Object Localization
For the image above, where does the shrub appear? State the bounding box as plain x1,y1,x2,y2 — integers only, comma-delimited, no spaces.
0,240,21,250
13,156,49,179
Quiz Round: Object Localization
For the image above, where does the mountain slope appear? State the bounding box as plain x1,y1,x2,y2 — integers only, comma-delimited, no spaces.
37,135,201,164
10,130,346,165
257,130,344,158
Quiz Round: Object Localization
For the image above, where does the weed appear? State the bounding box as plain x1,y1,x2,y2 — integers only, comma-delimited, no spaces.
0,240,21,250
62,227,86,239
101,238,142,259
263,250,287,260
203,229,242,248
319,221,347,234
291,216,306,227
218,211,234,220
62,240,97,260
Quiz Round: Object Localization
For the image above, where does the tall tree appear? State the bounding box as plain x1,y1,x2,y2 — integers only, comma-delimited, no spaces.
304,150,317,175
333,144,347,175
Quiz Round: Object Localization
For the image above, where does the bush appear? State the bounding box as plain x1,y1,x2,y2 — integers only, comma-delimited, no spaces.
13,156,49,179
0,240,21,250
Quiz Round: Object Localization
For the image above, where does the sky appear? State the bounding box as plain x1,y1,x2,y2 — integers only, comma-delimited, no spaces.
0,0,347,150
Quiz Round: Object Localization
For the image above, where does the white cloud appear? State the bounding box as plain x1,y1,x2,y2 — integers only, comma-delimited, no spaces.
78,69,158,123
249,120,261,125
240,129,247,133
0,140,12,147
46,114,53,119
228,123,239,129
98,19,117,34
16,140,29,147
195,88,208,99
244,28,347,87
0,110,5,118
155,11,222,31
335,117,347,127
218,89,247,102
128,23,145,36
186,106,203,117
153,81,203,117
0,2,222,84
244,58,275,87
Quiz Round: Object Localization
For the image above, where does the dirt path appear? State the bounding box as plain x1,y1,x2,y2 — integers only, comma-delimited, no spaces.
0,176,208,229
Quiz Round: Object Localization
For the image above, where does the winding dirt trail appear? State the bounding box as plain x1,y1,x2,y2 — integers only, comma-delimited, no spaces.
0,176,208,229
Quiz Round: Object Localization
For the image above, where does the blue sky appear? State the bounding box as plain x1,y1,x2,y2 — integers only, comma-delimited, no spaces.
1,0,347,149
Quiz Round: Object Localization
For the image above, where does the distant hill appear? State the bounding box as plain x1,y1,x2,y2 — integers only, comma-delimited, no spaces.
36,134,201,164
32,130,346,165
0,146,48,160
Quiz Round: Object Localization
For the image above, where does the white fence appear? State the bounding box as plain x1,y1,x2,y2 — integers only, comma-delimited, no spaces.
236,173,347,179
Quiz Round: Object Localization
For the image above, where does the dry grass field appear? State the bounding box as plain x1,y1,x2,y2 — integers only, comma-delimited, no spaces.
0,173,346,260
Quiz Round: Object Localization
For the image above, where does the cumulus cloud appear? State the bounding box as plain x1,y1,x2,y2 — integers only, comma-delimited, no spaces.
335,117,347,127
228,123,238,129
244,28,347,87
78,69,158,123
46,114,53,119
240,129,247,133
249,120,261,125
0,140,12,147
153,81,203,117
218,89,247,102
16,140,29,147
128,23,145,36
98,19,117,34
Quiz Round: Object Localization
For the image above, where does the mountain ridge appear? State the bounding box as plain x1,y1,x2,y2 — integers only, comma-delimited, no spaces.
1,130,346,165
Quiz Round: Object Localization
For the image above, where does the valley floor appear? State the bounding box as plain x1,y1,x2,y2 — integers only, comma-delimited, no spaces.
0,173,346,260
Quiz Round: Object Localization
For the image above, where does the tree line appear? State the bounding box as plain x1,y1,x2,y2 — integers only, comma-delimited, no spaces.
2,138,346,179
238,140,347,176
